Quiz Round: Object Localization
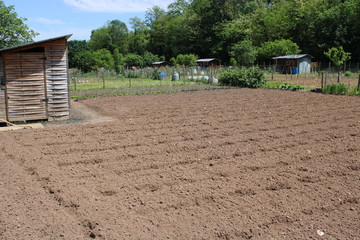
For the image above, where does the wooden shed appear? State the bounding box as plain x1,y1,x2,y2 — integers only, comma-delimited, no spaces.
0,35,72,122
196,58,221,68
272,54,312,74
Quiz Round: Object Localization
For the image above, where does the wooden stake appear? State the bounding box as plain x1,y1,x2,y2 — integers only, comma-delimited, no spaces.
357,74,360,91
337,72,341,83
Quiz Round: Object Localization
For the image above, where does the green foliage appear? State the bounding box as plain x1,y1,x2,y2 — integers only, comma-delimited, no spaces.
92,49,114,70
170,57,177,66
88,19,128,54
113,48,124,74
322,83,348,95
229,58,237,66
73,51,96,73
68,40,87,68
324,46,351,67
229,40,257,66
264,82,305,91
124,53,143,67
344,71,352,77
218,67,266,88
151,69,161,80
176,54,198,66
257,39,300,61
0,1,38,48
142,51,160,67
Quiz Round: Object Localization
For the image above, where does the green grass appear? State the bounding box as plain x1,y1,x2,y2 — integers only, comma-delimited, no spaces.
69,77,209,91
322,83,360,95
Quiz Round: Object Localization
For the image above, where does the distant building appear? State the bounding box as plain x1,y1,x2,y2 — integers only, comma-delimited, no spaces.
152,61,170,68
196,58,221,68
272,54,313,74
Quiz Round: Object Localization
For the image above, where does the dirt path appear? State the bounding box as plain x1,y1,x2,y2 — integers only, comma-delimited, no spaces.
0,89,359,239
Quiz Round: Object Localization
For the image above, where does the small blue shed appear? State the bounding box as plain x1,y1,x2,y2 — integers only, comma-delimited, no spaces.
272,54,312,74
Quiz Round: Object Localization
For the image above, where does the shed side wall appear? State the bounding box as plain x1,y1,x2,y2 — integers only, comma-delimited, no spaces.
299,57,311,74
0,56,6,120
44,39,70,120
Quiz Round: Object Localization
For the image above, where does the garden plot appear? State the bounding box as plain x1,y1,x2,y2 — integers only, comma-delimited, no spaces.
0,89,359,239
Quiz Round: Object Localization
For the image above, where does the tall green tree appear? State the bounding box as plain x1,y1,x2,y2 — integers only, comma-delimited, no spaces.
0,1,38,48
88,20,128,54
68,40,87,68
257,39,300,62
229,40,257,66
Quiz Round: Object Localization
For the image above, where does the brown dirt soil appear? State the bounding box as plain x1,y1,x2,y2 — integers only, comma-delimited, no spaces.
0,88,359,240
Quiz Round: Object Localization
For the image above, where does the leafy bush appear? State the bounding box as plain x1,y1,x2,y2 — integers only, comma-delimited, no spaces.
324,46,351,67
151,69,161,80
218,67,266,88
264,82,305,91
344,71,352,77
322,83,348,94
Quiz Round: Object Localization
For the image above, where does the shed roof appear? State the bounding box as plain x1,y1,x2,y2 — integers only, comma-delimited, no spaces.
196,58,220,63
0,34,72,53
152,61,169,65
272,54,313,60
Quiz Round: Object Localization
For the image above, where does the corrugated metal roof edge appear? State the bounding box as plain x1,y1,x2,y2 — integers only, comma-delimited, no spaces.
272,54,313,60
196,58,220,62
0,34,73,53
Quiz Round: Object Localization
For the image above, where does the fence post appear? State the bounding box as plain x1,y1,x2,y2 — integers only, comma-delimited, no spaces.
321,72,324,89
357,74,360,91
325,72,328,87
337,72,341,83
73,76,77,91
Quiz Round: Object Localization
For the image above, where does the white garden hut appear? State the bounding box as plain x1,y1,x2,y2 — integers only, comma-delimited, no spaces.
272,54,312,74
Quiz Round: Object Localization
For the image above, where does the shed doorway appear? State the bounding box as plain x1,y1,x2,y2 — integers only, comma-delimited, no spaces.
4,49,48,121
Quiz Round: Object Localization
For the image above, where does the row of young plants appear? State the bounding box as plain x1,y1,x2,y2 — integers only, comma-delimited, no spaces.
217,67,360,95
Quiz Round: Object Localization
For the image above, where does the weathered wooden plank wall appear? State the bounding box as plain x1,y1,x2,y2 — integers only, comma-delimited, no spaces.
4,52,47,121
0,57,7,120
45,39,70,120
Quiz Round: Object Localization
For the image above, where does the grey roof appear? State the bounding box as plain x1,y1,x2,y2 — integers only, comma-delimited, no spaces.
0,34,72,53
272,54,313,60
196,58,220,63
152,61,169,65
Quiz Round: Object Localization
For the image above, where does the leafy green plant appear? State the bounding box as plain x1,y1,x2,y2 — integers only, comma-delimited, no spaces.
324,46,351,67
218,67,266,88
322,83,348,94
264,82,305,91
344,71,352,77
151,69,161,80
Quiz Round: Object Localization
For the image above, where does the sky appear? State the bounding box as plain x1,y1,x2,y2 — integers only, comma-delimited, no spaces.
3,0,174,41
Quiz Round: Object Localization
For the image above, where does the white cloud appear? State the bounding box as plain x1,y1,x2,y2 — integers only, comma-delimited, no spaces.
34,27,92,41
63,0,174,13
35,17,64,25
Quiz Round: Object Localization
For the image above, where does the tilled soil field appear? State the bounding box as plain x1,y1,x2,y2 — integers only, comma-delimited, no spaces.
0,89,359,240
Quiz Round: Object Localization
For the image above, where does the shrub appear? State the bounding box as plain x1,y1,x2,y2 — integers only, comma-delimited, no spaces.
344,71,352,77
218,67,266,88
322,83,348,95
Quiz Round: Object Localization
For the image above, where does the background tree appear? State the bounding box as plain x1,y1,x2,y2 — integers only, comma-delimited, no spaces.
88,20,128,54
113,48,124,74
324,46,351,68
176,54,197,66
124,54,143,68
257,39,300,62
229,40,257,66
0,1,38,48
68,40,87,68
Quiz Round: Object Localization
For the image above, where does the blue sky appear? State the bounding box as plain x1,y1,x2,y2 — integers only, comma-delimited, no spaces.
3,0,174,41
